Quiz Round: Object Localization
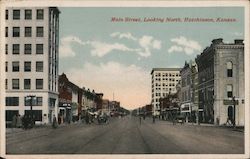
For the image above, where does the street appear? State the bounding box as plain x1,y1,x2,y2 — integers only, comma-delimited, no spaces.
6,115,244,154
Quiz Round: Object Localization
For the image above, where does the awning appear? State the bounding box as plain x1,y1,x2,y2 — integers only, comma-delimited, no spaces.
180,103,191,113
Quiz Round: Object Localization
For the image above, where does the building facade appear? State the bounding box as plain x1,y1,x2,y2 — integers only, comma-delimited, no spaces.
196,38,244,125
5,7,60,124
151,68,181,115
180,62,193,122
58,73,72,124
191,62,200,123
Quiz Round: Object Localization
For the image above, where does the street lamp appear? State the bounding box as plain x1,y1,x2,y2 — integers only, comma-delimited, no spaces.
26,95,36,128
232,96,236,128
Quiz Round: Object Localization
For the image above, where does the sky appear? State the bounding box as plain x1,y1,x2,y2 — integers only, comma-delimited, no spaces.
58,7,244,110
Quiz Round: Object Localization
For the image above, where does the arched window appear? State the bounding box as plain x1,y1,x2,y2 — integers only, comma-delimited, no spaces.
227,62,233,77
227,85,233,98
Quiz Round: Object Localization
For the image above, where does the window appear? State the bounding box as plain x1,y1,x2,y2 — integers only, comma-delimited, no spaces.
6,110,19,121
6,97,19,106
5,27,8,37
25,96,35,106
36,97,43,106
36,61,43,72
24,61,31,72
12,44,20,54
13,27,20,37
13,10,20,20
5,10,8,20
12,61,19,72
227,85,233,98
5,79,8,90
5,44,8,54
24,97,42,106
36,27,43,37
36,44,43,54
24,44,32,54
24,79,31,89
12,79,19,89
25,9,32,19
25,27,32,37
36,9,44,20
227,62,233,77
25,110,42,121
36,79,43,89
5,62,8,72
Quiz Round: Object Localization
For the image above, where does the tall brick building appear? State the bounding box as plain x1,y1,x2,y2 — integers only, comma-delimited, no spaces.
195,38,244,125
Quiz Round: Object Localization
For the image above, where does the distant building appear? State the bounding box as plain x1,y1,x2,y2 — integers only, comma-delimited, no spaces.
191,62,200,123
151,68,181,115
180,62,193,122
180,61,199,123
5,7,60,124
58,73,72,123
195,38,244,125
102,99,110,113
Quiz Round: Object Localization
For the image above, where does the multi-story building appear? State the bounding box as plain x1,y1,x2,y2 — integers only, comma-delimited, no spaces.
191,62,200,123
151,68,181,115
180,61,199,123
5,7,60,124
180,62,193,122
195,38,244,126
102,99,110,113
58,73,72,124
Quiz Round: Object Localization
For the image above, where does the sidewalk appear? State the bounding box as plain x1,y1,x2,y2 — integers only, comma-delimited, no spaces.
147,118,244,132
6,122,76,135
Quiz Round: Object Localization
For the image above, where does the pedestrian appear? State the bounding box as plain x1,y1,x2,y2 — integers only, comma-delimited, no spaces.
27,115,32,128
139,115,142,125
85,112,89,124
16,114,22,128
22,115,28,130
11,114,17,128
58,115,61,125
52,115,58,129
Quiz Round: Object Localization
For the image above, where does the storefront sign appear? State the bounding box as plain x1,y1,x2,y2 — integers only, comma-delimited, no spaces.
223,99,238,105
181,103,191,113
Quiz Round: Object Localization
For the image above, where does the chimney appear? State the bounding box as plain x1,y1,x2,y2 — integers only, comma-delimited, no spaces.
212,38,223,44
234,39,243,44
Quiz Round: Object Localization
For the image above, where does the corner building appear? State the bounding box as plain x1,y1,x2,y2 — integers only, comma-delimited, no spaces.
151,68,181,115
195,39,244,126
5,7,60,124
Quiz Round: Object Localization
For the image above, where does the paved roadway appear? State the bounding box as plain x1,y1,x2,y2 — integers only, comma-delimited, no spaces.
6,115,244,154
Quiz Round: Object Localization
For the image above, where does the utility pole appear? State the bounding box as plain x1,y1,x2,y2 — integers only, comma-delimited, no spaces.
233,96,236,128
27,95,36,128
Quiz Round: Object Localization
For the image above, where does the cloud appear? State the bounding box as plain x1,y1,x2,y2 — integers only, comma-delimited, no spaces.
59,35,136,58
60,33,162,59
110,32,137,41
137,35,162,57
89,41,136,57
168,45,183,53
66,62,151,109
59,36,86,58
168,36,202,55
111,33,162,57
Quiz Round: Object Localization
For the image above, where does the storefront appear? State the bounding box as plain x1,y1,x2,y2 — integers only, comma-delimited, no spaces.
59,102,72,124
180,103,191,122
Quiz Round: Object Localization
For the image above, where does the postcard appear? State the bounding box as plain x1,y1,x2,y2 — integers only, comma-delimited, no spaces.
1,0,249,159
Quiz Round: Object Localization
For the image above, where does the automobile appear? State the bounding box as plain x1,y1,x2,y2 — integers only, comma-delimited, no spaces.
175,115,185,124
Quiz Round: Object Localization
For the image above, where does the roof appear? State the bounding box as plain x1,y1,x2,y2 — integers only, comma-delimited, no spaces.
151,68,181,74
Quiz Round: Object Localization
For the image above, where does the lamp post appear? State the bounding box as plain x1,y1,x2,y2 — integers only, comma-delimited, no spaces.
232,96,236,128
26,95,36,128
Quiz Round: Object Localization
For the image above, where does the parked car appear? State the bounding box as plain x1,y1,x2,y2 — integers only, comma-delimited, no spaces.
176,115,185,124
